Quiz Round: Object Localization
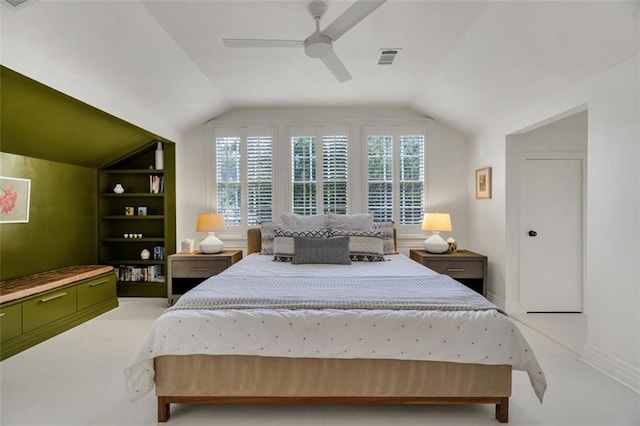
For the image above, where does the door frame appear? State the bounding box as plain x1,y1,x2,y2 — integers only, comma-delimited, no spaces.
519,152,587,312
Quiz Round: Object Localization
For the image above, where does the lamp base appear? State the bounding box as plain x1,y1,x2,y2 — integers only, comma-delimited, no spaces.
199,232,224,254
424,232,448,254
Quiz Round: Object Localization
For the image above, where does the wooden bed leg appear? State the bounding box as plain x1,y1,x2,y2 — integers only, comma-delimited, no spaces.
158,397,170,423
495,397,509,423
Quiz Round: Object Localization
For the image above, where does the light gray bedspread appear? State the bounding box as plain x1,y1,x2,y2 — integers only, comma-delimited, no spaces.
167,274,503,313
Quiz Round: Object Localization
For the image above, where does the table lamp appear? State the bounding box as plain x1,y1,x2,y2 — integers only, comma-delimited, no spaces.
421,212,452,253
196,213,226,254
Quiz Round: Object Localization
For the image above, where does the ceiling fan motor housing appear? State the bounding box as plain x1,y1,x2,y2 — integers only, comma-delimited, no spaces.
304,32,333,58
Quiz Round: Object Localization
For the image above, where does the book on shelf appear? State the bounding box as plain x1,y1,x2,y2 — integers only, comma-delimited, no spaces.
117,264,164,282
149,175,164,194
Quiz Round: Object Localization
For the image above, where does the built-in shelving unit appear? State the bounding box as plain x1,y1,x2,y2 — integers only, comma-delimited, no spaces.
98,141,176,297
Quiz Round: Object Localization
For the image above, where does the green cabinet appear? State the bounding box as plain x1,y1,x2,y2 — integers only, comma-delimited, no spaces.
22,287,78,332
98,141,176,297
0,303,22,343
77,275,117,310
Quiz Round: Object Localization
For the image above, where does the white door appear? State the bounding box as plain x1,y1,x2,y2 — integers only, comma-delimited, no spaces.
521,157,583,312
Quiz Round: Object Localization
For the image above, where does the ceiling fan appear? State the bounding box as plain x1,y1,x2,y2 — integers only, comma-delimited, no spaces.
222,0,386,83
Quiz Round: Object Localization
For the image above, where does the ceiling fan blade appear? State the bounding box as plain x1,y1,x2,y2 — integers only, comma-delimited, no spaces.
321,51,352,82
223,39,304,48
323,0,386,41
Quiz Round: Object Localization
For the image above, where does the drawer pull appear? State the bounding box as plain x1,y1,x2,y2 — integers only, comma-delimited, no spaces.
89,280,108,288
190,268,210,272
447,268,465,272
40,293,67,303
0,312,5,317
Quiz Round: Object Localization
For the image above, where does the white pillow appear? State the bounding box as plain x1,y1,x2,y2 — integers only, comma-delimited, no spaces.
279,212,327,230
327,212,373,231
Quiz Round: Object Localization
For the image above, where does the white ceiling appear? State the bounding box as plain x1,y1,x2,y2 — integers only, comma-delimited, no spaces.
2,0,638,138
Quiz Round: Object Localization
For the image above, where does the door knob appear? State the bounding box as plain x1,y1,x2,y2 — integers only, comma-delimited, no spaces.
528,230,537,237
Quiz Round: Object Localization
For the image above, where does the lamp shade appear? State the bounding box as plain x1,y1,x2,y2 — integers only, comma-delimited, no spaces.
196,213,226,232
421,213,453,232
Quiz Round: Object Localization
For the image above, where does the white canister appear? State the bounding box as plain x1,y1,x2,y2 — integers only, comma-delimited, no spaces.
113,183,125,194
140,249,151,260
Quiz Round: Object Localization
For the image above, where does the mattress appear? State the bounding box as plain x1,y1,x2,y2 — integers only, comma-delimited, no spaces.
125,253,546,402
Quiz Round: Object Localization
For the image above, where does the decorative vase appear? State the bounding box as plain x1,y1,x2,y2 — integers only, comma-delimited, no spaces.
140,249,151,260
155,142,164,170
113,183,125,194
447,237,457,253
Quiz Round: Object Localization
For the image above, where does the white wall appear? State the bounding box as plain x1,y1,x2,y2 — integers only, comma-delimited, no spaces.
175,106,469,256
468,56,639,393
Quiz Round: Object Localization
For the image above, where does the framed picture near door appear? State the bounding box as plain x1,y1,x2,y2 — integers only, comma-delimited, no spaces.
475,167,492,199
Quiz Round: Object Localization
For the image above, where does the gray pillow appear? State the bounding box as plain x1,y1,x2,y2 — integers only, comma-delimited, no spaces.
292,236,351,265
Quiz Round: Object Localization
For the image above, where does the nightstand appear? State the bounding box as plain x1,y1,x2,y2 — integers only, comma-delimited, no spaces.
409,249,487,296
167,250,243,304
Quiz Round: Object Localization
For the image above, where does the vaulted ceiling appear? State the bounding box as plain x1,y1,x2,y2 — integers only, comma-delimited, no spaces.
1,0,638,140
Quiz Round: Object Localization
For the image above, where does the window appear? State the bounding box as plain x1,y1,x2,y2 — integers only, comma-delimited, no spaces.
367,136,393,221
216,136,241,225
291,127,348,215
246,136,273,224
366,126,426,225
214,128,273,227
399,135,424,224
210,120,426,234
291,136,316,215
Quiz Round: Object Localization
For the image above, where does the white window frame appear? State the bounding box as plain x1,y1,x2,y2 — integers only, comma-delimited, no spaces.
363,124,427,233
210,126,275,231
287,125,351,215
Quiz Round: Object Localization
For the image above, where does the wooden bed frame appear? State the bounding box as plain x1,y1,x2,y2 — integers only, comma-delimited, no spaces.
155,228,512,422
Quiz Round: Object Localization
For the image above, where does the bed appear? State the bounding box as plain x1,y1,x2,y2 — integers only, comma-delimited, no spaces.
125,228,546,423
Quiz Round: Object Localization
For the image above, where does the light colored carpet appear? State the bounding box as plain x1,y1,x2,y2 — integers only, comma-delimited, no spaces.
1,298,638,425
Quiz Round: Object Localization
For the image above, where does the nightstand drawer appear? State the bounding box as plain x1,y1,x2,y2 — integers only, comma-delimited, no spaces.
425,260,484,278
171,260,229,278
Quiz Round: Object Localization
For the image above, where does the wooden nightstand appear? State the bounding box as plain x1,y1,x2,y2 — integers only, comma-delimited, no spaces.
167,250,242,304
409,249,487,296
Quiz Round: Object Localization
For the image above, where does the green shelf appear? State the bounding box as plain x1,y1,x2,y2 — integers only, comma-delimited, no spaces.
102,215,165,220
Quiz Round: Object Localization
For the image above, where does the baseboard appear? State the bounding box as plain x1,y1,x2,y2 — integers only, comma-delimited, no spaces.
581,343,640,395
487,292,506,310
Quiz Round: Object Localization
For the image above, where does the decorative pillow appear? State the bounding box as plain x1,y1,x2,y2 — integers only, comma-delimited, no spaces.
326,212,373,231
292,236,351,265
273,228,330,262
280,212,327,230
259,222,277,255
329,229,385,262
371,221,396,254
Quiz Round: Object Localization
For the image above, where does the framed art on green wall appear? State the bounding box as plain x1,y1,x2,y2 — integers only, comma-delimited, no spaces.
0,176,30,223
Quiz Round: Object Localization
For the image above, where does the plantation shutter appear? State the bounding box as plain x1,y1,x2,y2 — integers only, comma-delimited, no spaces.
365,125,426,225
215,135,242,225
246,135,273,225
322,135,348,214
399,134,424,224
290,126,349,215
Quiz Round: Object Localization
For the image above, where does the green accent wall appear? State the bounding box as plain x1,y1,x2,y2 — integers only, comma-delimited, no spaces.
0,153,97,280
0,66,168,169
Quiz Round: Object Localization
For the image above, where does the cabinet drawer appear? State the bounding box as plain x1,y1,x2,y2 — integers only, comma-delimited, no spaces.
22,287,77,332
426,260,484,278
77,274,116,310
171,260,228,278
0,303,22,342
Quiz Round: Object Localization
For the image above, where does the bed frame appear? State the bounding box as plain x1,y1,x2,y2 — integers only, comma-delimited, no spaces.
155,228,511,422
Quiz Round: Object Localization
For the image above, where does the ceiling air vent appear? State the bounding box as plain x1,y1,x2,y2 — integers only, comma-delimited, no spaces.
378,49,400,66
